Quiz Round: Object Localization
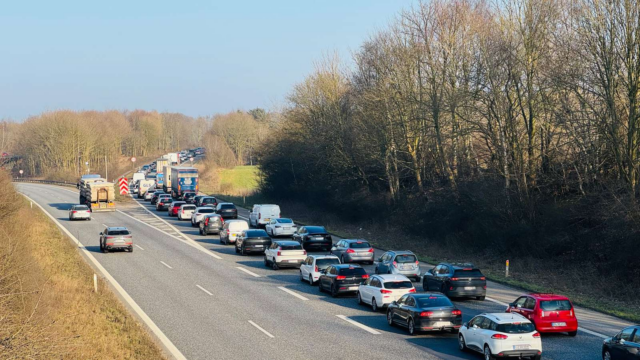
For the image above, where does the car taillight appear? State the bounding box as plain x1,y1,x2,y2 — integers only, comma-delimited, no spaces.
302,250,307,255
415,261,419,266
492,334,508,340
408,288,416,293
533,332,540,338
420,311,433,317
336,275,346,280
480,277,486,280
346,249,355,253
450,277,459,281
393,261,398,268
227,229,230,235
71,211,77,214
380,289,392,294
368,248,374,253
106,236,114,240
277,251,282,256
361,274,369,279
315,266,319,272
451,310,462,316
124,236,132,239
258,213,261,219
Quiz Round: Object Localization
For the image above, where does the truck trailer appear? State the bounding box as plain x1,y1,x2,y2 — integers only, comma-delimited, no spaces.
170,167,198,199
80,181,116,212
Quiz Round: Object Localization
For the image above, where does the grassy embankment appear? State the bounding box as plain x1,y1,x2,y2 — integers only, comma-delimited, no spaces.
0,172,166,359
206,167,640,323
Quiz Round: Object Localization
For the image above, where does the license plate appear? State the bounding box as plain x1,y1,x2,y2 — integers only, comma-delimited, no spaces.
464,286,475,290
552,322,566,327
284,227,290,230
264,218,270,222
254,245,263,248
513,345,531,350
116,239,124,243
349,286,358,290
433,321,450,327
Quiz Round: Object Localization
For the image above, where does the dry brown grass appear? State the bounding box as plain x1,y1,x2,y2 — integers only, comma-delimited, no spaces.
0,171,166,359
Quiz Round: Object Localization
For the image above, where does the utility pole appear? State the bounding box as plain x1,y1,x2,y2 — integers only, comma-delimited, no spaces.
105,154,108,180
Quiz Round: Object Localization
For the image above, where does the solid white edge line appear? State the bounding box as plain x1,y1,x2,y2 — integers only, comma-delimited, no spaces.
196,284,213,296
248,320,275,338
238,215,250,220
236,267,261,278
336,315,381,335
101,223,108,228
135,244,145,250
160,261,173,269
19,192,187,360
484,296,608,338
277,286,309,301
129,199,223,260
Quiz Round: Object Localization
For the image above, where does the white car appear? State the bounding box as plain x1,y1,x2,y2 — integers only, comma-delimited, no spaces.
264,240,307,270
300,255,340,284
177,204,196,220
144,190,155,200
358,274,415,311
458,313,542,360
249,204,280,228
69,204,91,221
265,218,297,237
191,207,216,226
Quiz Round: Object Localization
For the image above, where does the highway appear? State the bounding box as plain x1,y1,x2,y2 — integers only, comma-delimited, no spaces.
16,182,632,360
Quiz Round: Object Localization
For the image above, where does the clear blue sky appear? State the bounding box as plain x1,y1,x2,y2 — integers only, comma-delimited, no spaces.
0,0,414,121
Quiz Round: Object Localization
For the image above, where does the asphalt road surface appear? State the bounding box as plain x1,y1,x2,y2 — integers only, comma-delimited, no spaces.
16,183,632,360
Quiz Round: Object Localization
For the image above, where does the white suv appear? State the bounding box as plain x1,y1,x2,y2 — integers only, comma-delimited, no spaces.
458,313,542,360
357,274,415,312
300,255,340,284
264,240,307,270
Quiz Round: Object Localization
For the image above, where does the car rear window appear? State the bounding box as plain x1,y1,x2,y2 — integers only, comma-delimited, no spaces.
202,198,216,203
306,226,327,233
279,244,302,250
183,205,196,210
453,269,484,277
338,267,366,276
74,205,89,210
316,258,340,267
199,208,215,213
246,230,268,237
173,202,186,206
539,300,572,311
384,281,413,289
220,204,235,209
277,218,293,223
349,241,371,249
417,297,453,308
108,230,130,235
395,254,416,263
495,323,536,333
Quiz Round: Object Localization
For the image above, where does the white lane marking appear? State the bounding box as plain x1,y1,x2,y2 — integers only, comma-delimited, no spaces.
196,284,213,296
128,200,223,260
238,215,250,220
102,224,108,228
248,320,275,338
277,286,309,301
336,315,381,335
484,296,608,338
236,267,261,278
19,192,187,360
160,261,173,269
135,244,145,250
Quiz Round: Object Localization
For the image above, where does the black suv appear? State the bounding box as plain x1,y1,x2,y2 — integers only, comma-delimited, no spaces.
423,262,486,300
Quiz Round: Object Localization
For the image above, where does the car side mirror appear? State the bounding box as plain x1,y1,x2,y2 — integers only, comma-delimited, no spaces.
463,322,468,328
377,257,382,262
321,269,327,274
331,247,337,252
473,324,478,329
427,269,434,274
99,232,102,235
391,301,397,306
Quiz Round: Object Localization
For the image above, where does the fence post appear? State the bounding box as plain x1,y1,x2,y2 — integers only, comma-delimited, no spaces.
93,274,98,293
505,259,510,278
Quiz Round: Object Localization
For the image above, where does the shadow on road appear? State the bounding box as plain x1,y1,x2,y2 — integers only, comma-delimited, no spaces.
49,203,73,210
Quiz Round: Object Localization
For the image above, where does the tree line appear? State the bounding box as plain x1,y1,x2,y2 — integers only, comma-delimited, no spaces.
259,0,640,290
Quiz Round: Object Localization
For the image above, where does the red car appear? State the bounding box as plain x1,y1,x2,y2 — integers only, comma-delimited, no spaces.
506,293,578,336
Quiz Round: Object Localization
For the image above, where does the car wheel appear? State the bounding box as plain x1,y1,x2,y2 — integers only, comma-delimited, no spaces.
458,334,467,352
408,318,416,335
568,330,577,337
129,246,134,253
602,350,612,360
387,311,394,326
241,247,247,256
235,245,239,253
299,270,304,282
484,345,495,360
372,298,378,312
374,267,379,274
477,296,485,301
357,291,363,305
318,282,324,293
308,275,315,285
341,255,346,264
330,284,338,297
272,261,278,270
88,218,91,221
68,217,72,221
264,256,270,267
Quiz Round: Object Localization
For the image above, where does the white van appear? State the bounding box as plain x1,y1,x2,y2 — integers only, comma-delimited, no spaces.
137,179,155,198
220,220,249,245
132,172,145,183
249,204,281,228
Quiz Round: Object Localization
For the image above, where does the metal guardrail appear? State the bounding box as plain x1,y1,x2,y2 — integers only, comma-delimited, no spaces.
12,178,78,188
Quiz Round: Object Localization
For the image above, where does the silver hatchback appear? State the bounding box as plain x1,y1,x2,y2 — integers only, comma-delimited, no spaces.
69,204,91,221
331,239,374,264
375,250,421,282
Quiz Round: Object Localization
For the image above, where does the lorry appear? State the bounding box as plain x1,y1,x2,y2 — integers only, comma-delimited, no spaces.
137,179,156,198
80,181,116,212
165,153,180,165
77,174,102,189
170,167,199,199
155,158,170,187
163,165,174,193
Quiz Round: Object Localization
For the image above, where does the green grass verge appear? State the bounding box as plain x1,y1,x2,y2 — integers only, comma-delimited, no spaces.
218,166,259,193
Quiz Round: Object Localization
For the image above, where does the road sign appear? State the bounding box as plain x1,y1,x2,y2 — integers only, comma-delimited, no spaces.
118,177,129,195
19,170,23,174
131,157,137,163
189,157,194,162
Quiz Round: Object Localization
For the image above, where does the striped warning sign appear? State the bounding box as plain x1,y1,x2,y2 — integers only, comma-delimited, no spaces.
118,177,129,195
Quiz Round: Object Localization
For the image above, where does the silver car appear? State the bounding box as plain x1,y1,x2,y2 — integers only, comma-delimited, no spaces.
99,226,133,253
374,250,421,282
331,239,374,264
69,204,91,221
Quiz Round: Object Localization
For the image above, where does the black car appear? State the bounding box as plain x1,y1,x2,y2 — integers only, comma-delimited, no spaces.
156,197,173,211
183,192,197,204
150,191,166,205
196,196,217,208
216,203,238,219
386,293,462,335
199,214,224,235
193,195,206,207
235,229,272,255
423,263,486,300
602,325,640,360
292,226,332,252
318,264,369,297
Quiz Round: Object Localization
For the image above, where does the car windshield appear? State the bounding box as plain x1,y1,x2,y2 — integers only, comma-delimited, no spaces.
199,208,214,213
279,244,302,250
306,226,326,233
416,297,453,308
453,269,484,277
74,205,89,210
349,241,371,249
108,230,130,235
395,254,416,263
338,267,366,276
495,323,536,333
316,258,340,267
384,281,413,289
220,204,235,209
539,300,572,311
276,218,293,224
